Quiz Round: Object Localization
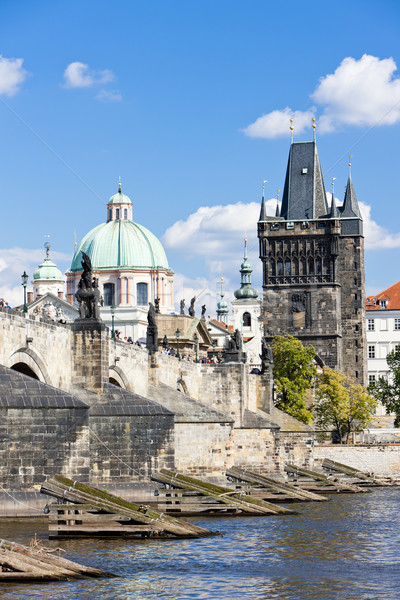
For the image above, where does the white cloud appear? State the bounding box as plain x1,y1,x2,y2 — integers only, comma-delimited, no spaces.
95,89,122,102
243,108,315,139
0,55,27,96
359,202,400,249
312,55,400,132
63,62,115,88
243,54,400,138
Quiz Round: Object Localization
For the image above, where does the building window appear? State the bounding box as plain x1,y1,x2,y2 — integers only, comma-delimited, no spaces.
277,260,283,276
124,208,128,220
316,259,322,275
380,319,388,331
243,312,251,327
108,209,112,221
285,260,291,276
368,346,375,359
308,258,314,275
395,344,400,353
368,319,375,331
395,318,400,330
116,208,120,220
368,374,376,384
137,282,148,305
103,283,115,306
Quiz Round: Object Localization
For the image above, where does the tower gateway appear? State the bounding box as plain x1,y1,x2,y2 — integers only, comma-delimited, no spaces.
258,139,367,385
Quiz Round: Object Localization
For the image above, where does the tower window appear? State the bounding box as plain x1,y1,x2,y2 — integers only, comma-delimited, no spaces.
103,283,115,306
108,209,112,221
277,260,283,276
124,208,128,220
137,282,148,305
308,258,314,275
116,208,120,220
243,312,251,327
285,260,291,276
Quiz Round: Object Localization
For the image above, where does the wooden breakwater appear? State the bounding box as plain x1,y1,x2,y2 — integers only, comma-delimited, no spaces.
41,475,217,539
0,536,116,582
151,469,295,515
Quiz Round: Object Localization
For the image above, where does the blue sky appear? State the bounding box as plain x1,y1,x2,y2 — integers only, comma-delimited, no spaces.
1,0,400,313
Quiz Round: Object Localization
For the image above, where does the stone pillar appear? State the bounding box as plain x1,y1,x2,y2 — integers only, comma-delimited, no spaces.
256,370,274,414
71,321,109,395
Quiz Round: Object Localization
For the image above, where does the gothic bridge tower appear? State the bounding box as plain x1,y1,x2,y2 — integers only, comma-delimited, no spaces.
257,139,367,385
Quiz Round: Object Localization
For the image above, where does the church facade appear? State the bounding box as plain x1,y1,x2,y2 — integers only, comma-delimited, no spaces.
258,140,367,385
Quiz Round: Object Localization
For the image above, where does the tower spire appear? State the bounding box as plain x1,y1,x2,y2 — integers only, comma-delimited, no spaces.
342,157,361,219
216,276,229,324
259,180,267,221
312,117,316,141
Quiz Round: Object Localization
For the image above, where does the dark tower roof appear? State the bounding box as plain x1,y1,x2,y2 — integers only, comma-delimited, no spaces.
280,141,328,220
259,197,267,221
341,175,362,219
329,191,340,219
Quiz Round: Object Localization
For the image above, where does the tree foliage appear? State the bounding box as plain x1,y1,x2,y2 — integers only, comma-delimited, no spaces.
369,347,400,427
272,335,316,424
314,367,377,443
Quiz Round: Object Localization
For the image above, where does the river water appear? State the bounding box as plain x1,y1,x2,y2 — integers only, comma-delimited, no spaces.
1,488,400,600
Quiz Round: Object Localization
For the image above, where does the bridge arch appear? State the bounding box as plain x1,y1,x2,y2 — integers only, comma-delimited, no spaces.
109,365,131,390
8,348,51,384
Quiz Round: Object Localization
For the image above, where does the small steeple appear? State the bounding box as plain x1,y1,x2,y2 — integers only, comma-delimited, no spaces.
234,237,258,301
216,276,229,324
258,180,268,221
275,189,281,217
341,157,362,219
329,179,340,219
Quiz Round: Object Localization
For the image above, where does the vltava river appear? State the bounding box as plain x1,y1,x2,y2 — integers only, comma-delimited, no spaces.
1,487,400,600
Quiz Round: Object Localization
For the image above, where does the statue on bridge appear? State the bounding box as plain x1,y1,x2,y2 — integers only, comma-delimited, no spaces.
75,251,102,321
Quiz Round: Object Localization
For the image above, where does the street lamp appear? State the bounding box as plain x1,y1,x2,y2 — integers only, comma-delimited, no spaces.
175,328,180,360
21,271,29,313
194,333,199,363
110,304,116,339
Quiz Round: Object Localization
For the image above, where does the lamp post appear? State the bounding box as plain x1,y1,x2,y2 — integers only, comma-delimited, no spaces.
21,271,28,313
110,304,116,339
194,333,199,363
175,328,180,360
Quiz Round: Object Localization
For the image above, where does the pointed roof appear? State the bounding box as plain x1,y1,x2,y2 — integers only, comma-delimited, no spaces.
275,202,280,217
258,197,267,221
234,238,258,301
280,141,328,220
341,175,362,219
329,192,340,219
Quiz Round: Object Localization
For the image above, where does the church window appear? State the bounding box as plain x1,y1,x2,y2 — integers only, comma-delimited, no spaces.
116,208,120,220
323,258,330,275
103,283,115,306
285,260,291,275
124,208,128,220
308,258,314,275
292,258,299,276
277,260,283,276
108,209,112,221
137,282,148,305
316,259,322,275
269,259,276,276
243,312,251,327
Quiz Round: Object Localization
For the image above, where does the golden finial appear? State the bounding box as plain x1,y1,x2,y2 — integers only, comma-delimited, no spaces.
244,230,247,244
312,117,316,141
348,155,352,177
118,176,122,193
290,118,294,143
331,177,336,195
277,188,281,201
262,179,267,198
74,229,77,250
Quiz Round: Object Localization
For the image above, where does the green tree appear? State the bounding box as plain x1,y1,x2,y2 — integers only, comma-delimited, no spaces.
272,335,316,424
314,367,377,443
369,347,400,426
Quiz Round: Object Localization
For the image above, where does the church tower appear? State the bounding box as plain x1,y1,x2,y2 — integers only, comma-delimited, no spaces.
257,137,366,385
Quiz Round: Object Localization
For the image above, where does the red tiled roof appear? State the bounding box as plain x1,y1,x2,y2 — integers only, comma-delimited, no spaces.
366,281,400,311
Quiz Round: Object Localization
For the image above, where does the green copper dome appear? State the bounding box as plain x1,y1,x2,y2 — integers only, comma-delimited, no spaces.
234,239,258,300
69,220,171,272
33,258,64,282
108,190,132,204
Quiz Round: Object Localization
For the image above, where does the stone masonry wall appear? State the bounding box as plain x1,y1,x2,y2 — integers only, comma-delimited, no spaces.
313,444,400,476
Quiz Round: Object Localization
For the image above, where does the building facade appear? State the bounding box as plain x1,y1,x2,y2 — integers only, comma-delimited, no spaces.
258,139,367,384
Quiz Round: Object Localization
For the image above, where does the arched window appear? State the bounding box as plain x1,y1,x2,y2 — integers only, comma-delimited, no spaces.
308,258,314,275
124,208,128,220
316,258,322,275
243,312,251,327
137,282,148,305
285,259,291,276
292,258,299,276
269,259,276,276
103,283,115,306
277,260,283,276
300,258,307,275
116,208,120,220
108,209,112,221
323,258,330,275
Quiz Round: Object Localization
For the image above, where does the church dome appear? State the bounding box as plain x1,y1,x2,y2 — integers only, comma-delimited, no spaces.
33,255,63,282
69,220,170,272
107,190,132,205
233,239,259,300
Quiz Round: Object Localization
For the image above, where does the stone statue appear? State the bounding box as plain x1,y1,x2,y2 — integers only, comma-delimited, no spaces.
154,297,160,313
146,302,158,353
188,297,195,317
260,337,273,373
201,304,206,319
180,299,185,315
162,335,169,349
74,252,102,321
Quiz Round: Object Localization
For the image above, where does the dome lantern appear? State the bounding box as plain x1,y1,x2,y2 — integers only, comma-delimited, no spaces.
107,179,133,222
